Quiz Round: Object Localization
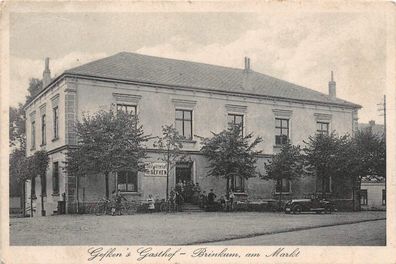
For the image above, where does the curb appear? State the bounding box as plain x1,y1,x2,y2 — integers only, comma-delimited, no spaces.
183,217,386,245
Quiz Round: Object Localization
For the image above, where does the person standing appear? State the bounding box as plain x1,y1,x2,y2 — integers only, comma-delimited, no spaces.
147,194,155,213
207,189,216,211
229,191,235,211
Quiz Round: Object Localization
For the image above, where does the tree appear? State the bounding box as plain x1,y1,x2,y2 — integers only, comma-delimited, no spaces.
153,125,185,200
263,141,304,206
200,124,262,197
25,78,43,104
9,103,26,148
10,149,48,216
303,132,350,199
345,129,386,210
65,109,150,198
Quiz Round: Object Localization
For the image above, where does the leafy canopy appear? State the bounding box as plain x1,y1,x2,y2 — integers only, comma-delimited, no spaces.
263,141,304,182
65,109,150,177
153,125,185,169
200,124,263,180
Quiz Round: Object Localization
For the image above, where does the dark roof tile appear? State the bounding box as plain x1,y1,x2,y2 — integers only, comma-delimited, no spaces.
65,52,360,108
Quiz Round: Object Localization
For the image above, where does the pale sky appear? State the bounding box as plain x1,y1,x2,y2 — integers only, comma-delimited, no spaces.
10,12,387,124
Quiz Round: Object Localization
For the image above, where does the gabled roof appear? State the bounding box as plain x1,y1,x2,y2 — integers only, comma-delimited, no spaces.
64,52,360,108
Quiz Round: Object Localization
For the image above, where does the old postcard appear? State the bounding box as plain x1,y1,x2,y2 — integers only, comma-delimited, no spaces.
1,1,395,264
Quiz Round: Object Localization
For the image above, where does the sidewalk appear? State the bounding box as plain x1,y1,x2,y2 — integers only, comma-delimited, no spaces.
10,211,385,246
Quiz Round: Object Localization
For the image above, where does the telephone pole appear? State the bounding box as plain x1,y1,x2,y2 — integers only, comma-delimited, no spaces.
377,95,386,139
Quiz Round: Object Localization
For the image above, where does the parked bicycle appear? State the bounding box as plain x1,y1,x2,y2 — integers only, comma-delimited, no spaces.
159,199,176,213
94,197,113,216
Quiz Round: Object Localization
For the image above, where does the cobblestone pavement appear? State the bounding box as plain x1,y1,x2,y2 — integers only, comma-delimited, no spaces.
9,211,385,246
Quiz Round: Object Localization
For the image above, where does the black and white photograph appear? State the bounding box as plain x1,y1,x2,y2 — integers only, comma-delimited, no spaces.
2,1,395,264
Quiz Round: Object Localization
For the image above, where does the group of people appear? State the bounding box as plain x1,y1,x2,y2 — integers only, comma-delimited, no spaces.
175,180,201,204
197,189,236,211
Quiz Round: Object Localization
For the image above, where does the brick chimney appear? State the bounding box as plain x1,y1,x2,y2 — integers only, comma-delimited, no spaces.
244,57,251,72
328,71,336,99
43,57,51,88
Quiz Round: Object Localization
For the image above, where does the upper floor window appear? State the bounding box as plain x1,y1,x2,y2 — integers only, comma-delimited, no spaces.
53,106,59,140
31,120,36,150
117,171,138,192
117,104,137,115
275,118,289,145
175,109,192,140
41,114,46,145
276,178,290,193
317,122,329,135
227,114,244,136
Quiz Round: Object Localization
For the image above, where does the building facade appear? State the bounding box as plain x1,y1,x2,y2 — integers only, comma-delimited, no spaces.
24,52,361,216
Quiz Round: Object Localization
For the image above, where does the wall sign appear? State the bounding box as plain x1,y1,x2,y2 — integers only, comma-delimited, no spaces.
145,162,167,177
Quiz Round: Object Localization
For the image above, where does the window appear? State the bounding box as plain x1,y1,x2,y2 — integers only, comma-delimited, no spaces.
31,177,36,198
31,121,36,149
227,114,244,135
231,175,245,192
275,178,290,193
53,107,59,139
175,109,192,140
41,114,46,145
52,162,59,195
41,173,47,197
117,171,138,192
317,122,329,135
275,118,289,145
360,189,368,205
324,176,332,193
116,104,137,115
382,189,386,205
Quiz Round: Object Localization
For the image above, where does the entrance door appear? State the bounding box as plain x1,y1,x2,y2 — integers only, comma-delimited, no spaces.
175,162,192,184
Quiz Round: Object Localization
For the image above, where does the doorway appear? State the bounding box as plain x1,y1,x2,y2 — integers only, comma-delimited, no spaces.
175,162,192,184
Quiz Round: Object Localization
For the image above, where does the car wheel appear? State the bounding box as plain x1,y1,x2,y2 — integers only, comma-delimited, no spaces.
292,205,302,214
325,206,332,214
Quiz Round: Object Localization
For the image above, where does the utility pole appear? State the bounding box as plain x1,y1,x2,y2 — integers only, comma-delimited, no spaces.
377,95,386,139
377,94,386,206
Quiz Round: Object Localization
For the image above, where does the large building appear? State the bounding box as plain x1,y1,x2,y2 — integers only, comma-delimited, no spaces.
24,52,361,216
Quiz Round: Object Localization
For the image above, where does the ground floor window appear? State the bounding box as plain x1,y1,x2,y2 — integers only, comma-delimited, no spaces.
52,162,59,195
117,171,138,192
275,178,290,193
231,175,244,192
31,177,36,198
360,189,368,205
382,189,386,205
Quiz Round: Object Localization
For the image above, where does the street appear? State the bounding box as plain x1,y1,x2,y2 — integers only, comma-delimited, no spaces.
10,211,385,246
206,219,386,246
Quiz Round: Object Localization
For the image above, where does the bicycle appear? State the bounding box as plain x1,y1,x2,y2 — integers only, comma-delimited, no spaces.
159,199,176,213
94,197,112,216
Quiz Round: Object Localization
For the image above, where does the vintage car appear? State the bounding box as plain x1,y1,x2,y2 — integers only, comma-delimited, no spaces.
284,198,336,214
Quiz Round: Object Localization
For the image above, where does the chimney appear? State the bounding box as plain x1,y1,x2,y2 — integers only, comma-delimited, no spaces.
43,57,51,88
328,71,336,99
244,57,251,72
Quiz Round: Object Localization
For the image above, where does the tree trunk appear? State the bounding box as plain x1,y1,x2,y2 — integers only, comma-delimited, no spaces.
226,176,230,198
279,182,283,210
105,172,109,199
21,181,25,217
76,173,80,214
30,179,34,217
321,174,326,199
166,155,170,201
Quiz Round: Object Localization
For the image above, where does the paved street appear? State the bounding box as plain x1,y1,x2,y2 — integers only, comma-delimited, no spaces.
10,211,385,246
206,219,386,246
